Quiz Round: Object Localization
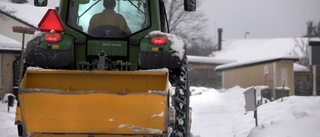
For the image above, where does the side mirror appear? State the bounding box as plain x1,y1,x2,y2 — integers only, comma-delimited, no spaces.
34,0,48,7
184,0,196,11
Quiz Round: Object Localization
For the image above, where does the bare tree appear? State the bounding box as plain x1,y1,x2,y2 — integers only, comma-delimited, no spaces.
290,38,309,66
164,0,215,55
292,20,320,66
163,0,220,88
305,20,320,38
0,6,17,21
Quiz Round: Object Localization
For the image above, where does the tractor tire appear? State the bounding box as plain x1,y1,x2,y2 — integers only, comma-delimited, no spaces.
169,55,191,137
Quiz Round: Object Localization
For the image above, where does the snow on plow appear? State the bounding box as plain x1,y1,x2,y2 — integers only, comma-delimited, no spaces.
16,69,170,136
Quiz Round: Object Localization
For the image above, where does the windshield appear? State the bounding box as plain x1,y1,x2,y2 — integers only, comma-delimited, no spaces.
67,0,150,38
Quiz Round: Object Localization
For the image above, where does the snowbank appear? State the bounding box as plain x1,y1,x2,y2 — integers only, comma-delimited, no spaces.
190,86,320,137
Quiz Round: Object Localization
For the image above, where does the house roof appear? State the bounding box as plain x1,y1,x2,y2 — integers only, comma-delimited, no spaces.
0,34,21,51
215,56,299,72
0,1,52,29
309,38,320,46
211,38,308,71
187,55,236,65
294,63,310,72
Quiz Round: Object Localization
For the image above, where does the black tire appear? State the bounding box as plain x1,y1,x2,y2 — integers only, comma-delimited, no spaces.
17,124,23,137
169,55,191,137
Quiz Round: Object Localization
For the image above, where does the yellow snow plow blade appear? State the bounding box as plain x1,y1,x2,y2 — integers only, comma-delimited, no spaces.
18,69,169,136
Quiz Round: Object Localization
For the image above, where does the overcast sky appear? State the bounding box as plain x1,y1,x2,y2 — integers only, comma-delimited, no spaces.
199,0,320,40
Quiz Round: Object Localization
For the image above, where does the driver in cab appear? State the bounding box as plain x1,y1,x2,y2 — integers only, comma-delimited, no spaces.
88,0,131,37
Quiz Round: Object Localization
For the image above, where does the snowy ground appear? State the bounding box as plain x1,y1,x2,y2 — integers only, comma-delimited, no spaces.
190,86,320,137
1,86,320,137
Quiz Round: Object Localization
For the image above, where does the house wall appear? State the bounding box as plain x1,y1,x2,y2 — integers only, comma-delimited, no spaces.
222,62,275,90
294,72,312,95
222,60,295,98
0,52,19,98
0,13,34,47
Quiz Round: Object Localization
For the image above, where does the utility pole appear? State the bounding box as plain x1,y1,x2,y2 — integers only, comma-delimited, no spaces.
12,26,36,83
309,39,320,96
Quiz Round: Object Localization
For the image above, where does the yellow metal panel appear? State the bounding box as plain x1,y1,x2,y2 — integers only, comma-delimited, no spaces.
20,92,167,134
15,106,22,122
18,69,169,135
21,70,168,92
30,134,162,137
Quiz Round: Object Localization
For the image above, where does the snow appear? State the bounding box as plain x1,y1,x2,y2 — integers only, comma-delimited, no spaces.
187,55,236,65
275,86,291,90
118,124,162,134
294,63,310,72
211,38,308,70
146,31,185,59
215,55,299,71
0,34,21,51
211,38,307,61
190,86,320,137
0,98,17,137
310,38,320,42
2,86,319,137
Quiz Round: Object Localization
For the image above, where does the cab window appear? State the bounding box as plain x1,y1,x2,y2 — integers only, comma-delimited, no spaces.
67,0,150,38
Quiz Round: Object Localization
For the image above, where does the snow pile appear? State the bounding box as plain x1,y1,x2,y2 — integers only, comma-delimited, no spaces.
146,31,185,59
242,96,320,137
0,100,17,137
190,86,320,137
190,86,246,137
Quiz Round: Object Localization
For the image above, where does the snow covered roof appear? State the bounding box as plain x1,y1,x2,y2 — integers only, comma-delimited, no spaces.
294,63,310,72
310,38,320,42
211,38,307,61
187,55,236,65
0,1,52,28
0,34,21,51
309,38,320,46
211,38,308,71
215,55,299,71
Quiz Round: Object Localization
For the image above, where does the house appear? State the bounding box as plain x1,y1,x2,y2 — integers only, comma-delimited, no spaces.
0,34,21,98
212,38,309,98
187,55,236,88
294,63,312,96
0,1,52,98
215,56,299,98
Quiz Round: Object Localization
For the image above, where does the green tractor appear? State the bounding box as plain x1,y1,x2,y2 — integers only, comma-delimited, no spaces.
15,0,196,136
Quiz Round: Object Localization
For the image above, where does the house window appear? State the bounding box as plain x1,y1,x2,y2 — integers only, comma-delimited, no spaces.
281,68,288,87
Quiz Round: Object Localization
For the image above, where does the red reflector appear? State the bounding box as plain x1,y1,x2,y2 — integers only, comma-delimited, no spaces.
45,33,61,43
38,9,65,33
151,35,167,46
